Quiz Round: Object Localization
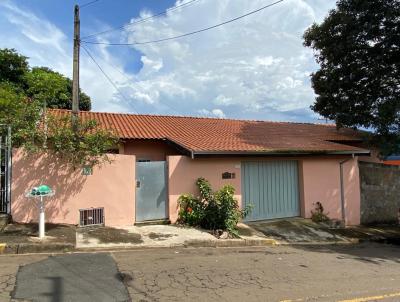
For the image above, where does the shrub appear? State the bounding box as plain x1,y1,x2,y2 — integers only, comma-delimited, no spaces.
178,177,252,236
311,202,330,223
177,194,205,226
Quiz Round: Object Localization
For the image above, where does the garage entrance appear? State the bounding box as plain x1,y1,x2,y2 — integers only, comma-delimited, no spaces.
242,161,300,221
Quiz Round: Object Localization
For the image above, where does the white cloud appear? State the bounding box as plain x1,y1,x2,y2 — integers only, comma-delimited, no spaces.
198,108,226,118
0,0,337,122
0,1,131,113
117,0,336,121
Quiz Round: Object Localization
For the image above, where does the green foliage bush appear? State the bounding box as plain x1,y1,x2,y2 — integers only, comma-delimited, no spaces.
0,48,114,168
178,178,252,236
310,202,330,223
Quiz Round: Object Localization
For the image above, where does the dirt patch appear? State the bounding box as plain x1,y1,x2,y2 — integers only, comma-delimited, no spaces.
147,232,176,241
79,227,143,244
0,223,76,244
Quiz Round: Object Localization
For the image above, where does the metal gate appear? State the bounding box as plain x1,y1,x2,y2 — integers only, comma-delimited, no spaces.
135,161,167,222
242,161,300,221
0,126,11,214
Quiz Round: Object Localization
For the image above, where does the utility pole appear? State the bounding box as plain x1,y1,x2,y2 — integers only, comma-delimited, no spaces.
72,4,80,130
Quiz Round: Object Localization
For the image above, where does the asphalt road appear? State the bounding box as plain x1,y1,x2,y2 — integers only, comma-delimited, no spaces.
1,243,400,302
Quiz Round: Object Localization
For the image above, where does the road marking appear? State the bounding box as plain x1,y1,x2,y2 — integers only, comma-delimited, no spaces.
280,291,400,302
338,292,400,302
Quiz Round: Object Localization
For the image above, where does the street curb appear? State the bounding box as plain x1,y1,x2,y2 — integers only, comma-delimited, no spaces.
276,238,361,246
0,242,74,254
2,237,375,255
184,238,279,248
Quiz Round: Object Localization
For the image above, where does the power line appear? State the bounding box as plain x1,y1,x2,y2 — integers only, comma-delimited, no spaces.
82,0,201,40
81,44,138,113
80,0,100,9
84,44,181,115
81,0,284,46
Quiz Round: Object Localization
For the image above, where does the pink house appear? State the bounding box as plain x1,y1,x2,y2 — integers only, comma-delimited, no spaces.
11,109,372,226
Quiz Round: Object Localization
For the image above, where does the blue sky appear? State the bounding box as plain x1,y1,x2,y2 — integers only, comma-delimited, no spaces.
0,0,337,121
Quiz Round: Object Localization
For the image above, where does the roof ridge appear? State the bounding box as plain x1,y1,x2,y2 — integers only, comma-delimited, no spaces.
48,108,337,127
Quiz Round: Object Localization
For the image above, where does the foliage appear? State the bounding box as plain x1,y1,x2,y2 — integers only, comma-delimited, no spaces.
0,48,91,111
303,0,400,156
0,83,117,167
178,178,252,237
0,82,42,147
26,67,91,111
0,48,111,168
40,115,119,168
0,48,29,86
177,194,205,226
310,202,330,223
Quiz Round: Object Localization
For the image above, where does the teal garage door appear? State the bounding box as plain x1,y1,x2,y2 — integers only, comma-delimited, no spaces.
242,161,300,221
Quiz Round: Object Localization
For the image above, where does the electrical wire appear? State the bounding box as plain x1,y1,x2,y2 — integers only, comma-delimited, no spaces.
81,44,138,113
81,0,284,46
82,44,181,115
80,0,100,9
82,0,201,39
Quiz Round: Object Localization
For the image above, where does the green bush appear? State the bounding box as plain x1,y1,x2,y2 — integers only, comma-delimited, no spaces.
311,202,330,223
178,178,252,236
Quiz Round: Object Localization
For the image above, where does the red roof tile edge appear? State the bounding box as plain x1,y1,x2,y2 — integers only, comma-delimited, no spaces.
48,109,370,155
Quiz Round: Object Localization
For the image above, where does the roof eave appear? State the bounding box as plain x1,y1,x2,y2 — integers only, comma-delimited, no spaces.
191,150,371,157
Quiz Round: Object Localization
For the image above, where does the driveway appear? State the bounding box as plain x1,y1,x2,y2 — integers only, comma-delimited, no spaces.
1,243,400,301
245,218,400,244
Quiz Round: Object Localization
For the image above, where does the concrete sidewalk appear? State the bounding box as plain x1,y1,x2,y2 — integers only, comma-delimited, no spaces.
3,219,399,254
76,224,277,250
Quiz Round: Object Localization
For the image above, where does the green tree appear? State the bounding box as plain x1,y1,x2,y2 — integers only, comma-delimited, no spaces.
26,67,91,111
0,48,113,167
0,82,42,148
303,0,400,156
0,48,29,86
0,48,91,111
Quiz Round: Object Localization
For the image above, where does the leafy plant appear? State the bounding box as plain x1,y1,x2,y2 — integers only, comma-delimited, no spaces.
303,0,400,156
178,177,252,237
39,115,119,168
0,82,43,147
310,202,330,223
0,48,92,110
0,48,116,168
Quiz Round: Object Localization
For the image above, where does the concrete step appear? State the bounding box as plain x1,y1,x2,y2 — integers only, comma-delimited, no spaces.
0,214,10,231
135,219,170,226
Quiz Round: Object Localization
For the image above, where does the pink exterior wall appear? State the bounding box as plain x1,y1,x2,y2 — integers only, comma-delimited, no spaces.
168,156,242,223
301,157,361,225
11,149,136,226
122,140,180,161
168,155,361,225
11,148,362,226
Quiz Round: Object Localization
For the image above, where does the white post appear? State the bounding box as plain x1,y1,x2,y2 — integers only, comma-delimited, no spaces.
39,196,45,238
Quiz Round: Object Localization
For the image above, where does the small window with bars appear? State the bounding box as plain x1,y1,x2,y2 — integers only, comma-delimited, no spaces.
79,207,104,227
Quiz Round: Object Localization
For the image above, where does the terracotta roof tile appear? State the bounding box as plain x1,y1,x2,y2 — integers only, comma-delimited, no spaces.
49,109,369,155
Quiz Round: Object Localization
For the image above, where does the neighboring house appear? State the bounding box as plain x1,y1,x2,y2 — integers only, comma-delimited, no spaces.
383,155,400,166
11,109,373,226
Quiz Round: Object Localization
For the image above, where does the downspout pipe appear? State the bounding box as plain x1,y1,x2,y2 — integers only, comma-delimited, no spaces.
339,154,354,226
